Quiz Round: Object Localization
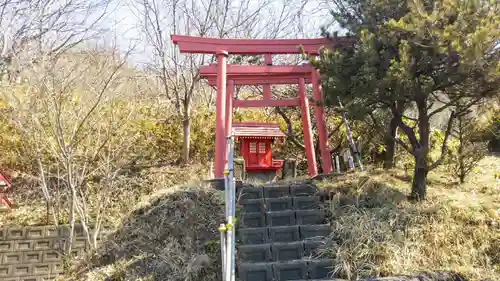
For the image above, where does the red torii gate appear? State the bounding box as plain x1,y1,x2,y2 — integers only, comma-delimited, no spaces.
171,35,348,178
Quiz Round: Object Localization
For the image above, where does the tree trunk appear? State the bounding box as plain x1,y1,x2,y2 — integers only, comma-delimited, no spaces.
409,96,431,201
182,117,191,164
458,116,466,184
411,164,428,201
383,117,398,169
67,197,75,254
458,141,466,184
459,173,465,184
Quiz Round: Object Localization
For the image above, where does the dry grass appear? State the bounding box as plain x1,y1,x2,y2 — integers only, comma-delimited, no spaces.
4,156,498,281
65,181,224,281
315,155,499,281
0,164,210,227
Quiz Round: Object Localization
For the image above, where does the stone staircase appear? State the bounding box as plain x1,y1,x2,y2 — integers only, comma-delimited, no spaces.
236,183,335,281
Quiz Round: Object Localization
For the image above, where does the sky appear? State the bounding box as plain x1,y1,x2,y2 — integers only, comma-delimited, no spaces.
102,0,339,65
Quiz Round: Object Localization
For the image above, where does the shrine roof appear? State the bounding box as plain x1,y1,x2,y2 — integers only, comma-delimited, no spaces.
233,122,286,139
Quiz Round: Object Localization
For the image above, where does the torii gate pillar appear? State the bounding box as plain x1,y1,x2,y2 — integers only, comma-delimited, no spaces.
312,69,333,174
215,51,228,178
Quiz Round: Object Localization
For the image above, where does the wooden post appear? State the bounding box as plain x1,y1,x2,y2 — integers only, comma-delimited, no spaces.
215,51,228,178
263,54,272,100
298,78,318,177
311,69,333,174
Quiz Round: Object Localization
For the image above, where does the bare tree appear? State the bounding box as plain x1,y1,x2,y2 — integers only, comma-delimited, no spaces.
450,111,488,183
0,0,115,79
1,43,139,252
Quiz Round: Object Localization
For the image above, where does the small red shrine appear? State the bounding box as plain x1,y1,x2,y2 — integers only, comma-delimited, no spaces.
233,122,285,175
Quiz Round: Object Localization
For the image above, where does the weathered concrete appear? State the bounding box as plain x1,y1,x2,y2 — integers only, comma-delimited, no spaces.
0,225,107,281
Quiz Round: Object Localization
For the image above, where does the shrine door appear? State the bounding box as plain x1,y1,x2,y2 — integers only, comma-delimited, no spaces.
248,140,271,167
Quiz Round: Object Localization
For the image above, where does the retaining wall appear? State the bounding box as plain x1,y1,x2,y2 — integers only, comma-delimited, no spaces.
0,225,101,281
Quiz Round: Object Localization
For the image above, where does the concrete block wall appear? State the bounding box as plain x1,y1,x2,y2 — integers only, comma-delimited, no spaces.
0,225,100,281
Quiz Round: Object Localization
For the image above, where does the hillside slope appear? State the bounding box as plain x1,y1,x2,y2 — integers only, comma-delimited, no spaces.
64,156,499,281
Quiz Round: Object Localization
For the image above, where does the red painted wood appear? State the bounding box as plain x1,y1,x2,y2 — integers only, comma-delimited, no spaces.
263,85,271,100
200,64,314,75
225,80,234,140
233,122,285,139
263,54,272,99
0,193,12,210
201,64,314,86
170,34,341,178
299,78,318,177
245,166,282,173
244,140,272,168
215,53,228,178
248,140,258,167
0,170,12,186
0,170,12,211
206,76,312,86
171,35,352,55
235,123,284,173
234,99,300,108
257,140,270,167
312,69,333,174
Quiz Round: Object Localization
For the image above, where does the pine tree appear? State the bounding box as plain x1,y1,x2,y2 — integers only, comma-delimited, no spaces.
316,0,500,200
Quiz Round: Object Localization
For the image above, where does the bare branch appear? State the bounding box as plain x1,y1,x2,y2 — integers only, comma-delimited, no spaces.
429,111,455,170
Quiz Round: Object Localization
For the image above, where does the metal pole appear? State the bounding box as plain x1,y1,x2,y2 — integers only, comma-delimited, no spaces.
225,223,233,281
335,155,341,173
219,224,227,281
338,98,364,171
224,175,229,218
224,133,236,281
228,135,236,281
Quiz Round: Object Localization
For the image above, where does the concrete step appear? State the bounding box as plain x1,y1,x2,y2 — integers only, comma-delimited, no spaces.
293,196,320,210
238,227,269,245
308,259,335,279
241,198,265,213
271,241,305,261
239,244,272,262
240,196,320,213
268,225,300,243
238,224,330,245
296,210,326,225
240,210,327,229
290,279,346,281
304,240,331,258
239,183,318,200
263,184,292,198
300,224,331,240
240,212,267,228
267,210,296,226
265,197,293,211
290,183,317,197
238,241,306,262
239,186,264,200
238,262,273,281
238,259,334,281
238,239,331,263
273,260,309,281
